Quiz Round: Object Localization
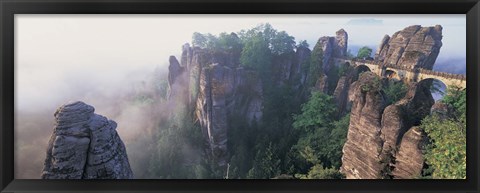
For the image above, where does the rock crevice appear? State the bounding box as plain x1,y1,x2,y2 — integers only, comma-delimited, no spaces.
42,101,133,179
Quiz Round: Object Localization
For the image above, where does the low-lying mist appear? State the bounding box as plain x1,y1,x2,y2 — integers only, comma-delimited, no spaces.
14,64,176,179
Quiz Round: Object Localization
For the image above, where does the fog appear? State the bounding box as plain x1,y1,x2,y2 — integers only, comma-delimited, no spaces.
14,14,465,179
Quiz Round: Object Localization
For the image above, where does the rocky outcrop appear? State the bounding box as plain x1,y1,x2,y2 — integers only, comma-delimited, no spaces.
341,72,434,179
272,54,295,85
42,101,133,179
374,25,443,70
196,64,234,166
314,75,329,93
380,81,434,155
333,76,350,117
391,126,427,179
195,63,263,166
170,43,266,166
293,46,312,86
168,56,187,100
313,29,349,75
341,72,387,179
334,29,348,57
430,100,454,119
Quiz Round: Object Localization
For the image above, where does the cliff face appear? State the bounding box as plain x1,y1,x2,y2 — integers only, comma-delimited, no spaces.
391,126,428,179
169,44,263,166
375,25,443,70
341,72,387,179
195,63,263,166
293,46,312,86
42,101,133,179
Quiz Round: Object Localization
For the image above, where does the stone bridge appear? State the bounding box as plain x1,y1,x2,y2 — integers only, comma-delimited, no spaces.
333,57,466,89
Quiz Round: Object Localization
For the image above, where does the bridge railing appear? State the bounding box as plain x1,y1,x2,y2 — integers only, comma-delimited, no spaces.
334,57,466,81
418,68,466,80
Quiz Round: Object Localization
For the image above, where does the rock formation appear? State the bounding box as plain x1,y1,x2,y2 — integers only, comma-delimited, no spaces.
313,29,348,75
375,25,443,70
168,43,264,166
168,55,187,100
42,101,133,179
380,80,434,154
292,45,312,86
333,76,350,118
195,64,263,166
334,29,348,57
341,73,434,179
340,25,446,179
341,72,387,179
391,126,428,179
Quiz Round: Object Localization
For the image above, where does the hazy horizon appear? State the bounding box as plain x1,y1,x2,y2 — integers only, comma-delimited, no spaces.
15,14,466,112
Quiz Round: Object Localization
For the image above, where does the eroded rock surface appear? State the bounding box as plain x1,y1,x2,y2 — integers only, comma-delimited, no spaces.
42,101,133,179
341,73,434,179
311,29,348,76
195,63,263,166
375,25,443,70
341,72,387,179
392,126,428,179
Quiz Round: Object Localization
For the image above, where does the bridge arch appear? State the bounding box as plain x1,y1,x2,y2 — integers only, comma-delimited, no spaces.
352,65,371,82
355,65,371,73
416,72,466,90
418,78,448,101
384,69,401,81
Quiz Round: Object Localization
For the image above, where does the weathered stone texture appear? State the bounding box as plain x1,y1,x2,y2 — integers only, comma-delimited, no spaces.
392,126,428,179
341,72,387,179
375,25,443,70
195,63,263,166
341,74,434,179
42,101,133,179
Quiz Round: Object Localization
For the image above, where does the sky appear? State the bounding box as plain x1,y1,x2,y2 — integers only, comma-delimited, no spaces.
15,14,466,111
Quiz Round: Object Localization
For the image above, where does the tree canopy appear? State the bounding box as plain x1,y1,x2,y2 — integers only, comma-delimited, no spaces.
357,46,373,59
421,87,466,179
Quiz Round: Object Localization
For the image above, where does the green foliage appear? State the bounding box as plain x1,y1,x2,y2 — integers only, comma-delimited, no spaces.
247,142,282,179
296,164,344,179
292,114,349,170
297,40,309,48
217,32,243,51
293,92,336,132
307,44,324,87
192,32,243,52
442,86,466,121
356,46,373,59
327,115,350,168
421,115,466,179
240,33,272,70
192,32,209,48
270,31,296,55
239,23,295,56
359,72,382,92
291,92,349,170
191,32,218,49
383,80,408,105
147,107,205,179
421,88,466,179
